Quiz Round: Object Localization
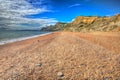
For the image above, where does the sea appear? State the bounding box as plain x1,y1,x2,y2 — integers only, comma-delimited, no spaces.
0,30,52,45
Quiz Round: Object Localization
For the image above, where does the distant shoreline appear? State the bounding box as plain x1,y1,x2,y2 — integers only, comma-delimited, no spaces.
0,32,54,45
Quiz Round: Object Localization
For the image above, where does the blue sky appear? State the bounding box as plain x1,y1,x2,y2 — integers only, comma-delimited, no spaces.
0,0,120,29
27,0,120,22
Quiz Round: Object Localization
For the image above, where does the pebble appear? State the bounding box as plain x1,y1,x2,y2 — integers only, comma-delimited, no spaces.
13,72,19,78
79,63,87,67
103,77,112,80
38,40,40,42
57,72,64,77
0,78,2,80
115,77,120,80
36,63,42,67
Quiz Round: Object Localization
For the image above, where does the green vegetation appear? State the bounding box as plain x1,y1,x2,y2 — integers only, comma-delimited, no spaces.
41,14,120,32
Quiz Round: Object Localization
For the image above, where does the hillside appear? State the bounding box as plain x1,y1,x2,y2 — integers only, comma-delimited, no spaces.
41,14,120,32
41,22,67,31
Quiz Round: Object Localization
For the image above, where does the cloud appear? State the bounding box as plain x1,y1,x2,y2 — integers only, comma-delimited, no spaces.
69,4,81,8
71,18,75,22
0,0,58,30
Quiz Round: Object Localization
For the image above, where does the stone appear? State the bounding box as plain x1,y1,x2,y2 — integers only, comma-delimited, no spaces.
13,72,19,78
38,40,40,42
36,63,42,67
57,72,64,77
115,77,120,80
0,77,2,80
103,77,112,80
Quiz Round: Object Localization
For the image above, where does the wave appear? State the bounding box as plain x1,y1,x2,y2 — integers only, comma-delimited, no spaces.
0,32,53,45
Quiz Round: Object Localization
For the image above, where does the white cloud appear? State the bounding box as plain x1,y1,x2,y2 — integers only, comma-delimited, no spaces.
0,0,58,29
69,4,81,8
71,18,75,22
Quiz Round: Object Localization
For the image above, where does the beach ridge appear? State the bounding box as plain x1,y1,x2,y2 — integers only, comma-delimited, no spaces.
0,32,120,79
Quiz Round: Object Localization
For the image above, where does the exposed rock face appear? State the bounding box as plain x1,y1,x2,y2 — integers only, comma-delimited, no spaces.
41,22,66,31
41,14,120,32
72,16,98,24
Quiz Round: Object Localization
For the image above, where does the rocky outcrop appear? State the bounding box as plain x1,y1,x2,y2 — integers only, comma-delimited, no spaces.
72,16,98,24
41,22,66,31
41,14,120,32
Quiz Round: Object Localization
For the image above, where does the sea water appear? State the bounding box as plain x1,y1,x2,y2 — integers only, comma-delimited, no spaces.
0,30,52,45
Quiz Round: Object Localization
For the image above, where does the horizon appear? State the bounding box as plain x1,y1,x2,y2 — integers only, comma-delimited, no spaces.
0,0,120,30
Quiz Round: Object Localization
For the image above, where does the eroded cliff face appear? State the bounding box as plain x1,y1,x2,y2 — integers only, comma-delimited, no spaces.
41,14,120,32
113,14,120,21
67,14,120,32
72,16,98,24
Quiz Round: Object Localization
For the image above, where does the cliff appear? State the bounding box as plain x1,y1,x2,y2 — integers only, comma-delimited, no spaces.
72,16,98,24
41,14,120,32
41,22,66,31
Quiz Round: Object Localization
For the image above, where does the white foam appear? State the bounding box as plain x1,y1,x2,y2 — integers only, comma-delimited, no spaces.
0,32,53,45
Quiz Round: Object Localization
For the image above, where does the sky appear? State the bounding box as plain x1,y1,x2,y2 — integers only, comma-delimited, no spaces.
0,0,120,30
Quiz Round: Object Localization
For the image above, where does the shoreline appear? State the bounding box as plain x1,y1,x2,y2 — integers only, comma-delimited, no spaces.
0,31,119,46
0,32,54,45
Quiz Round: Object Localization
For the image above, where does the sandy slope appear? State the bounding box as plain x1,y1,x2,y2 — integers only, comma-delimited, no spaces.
0,32,120,80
